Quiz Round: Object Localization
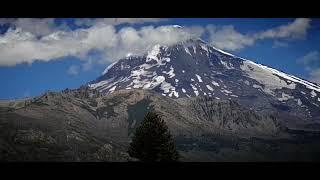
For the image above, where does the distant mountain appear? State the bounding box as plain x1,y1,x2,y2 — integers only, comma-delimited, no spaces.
89,39,320,129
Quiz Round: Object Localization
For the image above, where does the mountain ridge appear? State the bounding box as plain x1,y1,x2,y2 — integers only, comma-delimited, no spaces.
2,87,320,161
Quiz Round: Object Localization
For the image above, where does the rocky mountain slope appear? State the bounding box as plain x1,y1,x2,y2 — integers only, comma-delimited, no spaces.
88,39,320,130
1,87,320,161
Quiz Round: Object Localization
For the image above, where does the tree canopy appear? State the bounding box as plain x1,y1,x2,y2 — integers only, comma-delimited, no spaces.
128,111,179,162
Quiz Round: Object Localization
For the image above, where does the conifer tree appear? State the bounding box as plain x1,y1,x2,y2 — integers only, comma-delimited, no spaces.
128,111,179,162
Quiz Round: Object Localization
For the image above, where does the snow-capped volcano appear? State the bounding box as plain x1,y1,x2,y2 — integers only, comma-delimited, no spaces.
89,38,320,123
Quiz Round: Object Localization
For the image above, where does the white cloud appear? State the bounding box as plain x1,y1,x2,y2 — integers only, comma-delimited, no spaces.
82,59,93,72
0,18,68,37
74,18,166,27
0,24,200,66
67,65,80,75
0,18,312,66
272,41,289,48
206,25,255,51
298,51,320,83
207,18,311,51
255,18,311,40
310,69,320,84
0,18,165,36
298,51,320,67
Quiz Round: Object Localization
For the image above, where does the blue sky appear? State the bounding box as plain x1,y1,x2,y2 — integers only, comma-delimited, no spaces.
0,18,319,99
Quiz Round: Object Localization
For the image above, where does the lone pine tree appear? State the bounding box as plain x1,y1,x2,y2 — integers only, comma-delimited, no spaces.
128,111,179,162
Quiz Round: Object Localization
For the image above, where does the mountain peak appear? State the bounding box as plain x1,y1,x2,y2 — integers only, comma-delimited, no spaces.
89,37,320,121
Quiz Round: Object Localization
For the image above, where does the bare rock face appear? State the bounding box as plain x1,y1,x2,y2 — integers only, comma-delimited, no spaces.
179,96,280,136
14,129,57,145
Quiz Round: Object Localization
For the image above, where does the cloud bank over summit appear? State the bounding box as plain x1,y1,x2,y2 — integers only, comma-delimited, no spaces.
0,18,312,67
0,20,201,66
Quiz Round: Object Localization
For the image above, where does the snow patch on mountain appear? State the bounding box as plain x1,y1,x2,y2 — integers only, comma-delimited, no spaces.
241,60,320,94
99,78,123,92
278,92,294,101
206,85,214,91
161,80,178,98
146,44,161,62
88,77,115,89
148,76,166,88
220,60,234,69
244,80,250,86
102,61,118,75
211,45,236,57
192,46,196,54
222,89,232,94
211,81,220,87
200,44,208,51
109,86,117,93
162,65,175,78
195,74,203,82
190,84,199,96
296,99,302,106
311,90,317,97
253,84,263,89
184,46,192,56
240,60,297,95
200,44,209,56
172,25,183,28
131,67,152,78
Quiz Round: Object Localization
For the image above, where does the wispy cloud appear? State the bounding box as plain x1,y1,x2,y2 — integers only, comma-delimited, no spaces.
0,18,69,37
272,41,289,48
67,65,80,76
207,18,311,51
255,18,311,40
310,69,320,84
298,51,320,69
298,50,320,83
206,25,255,51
